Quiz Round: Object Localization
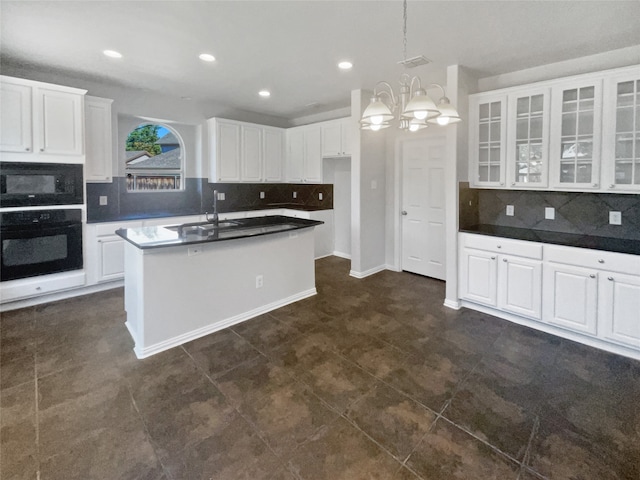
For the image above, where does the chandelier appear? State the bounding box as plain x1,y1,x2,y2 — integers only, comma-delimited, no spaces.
360,0,461,132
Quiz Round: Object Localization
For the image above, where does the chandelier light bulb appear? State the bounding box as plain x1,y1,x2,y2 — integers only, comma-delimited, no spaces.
371,124,382,131
370,115,384,125
409,123,420,132
414,110,428,120
437,116,450,126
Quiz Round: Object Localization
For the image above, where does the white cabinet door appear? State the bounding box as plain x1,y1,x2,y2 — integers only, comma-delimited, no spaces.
340,118,353,156
469,93,508,187
321,121,342,157
263,127,284,182
506,87,550,188
215,121,241,182
286,128,304,182
602,68,640,192
549,78,603,189
241,125,262,182
498,255,542,319
543,262,598,335
99,236,125,282
0,80,32,153
460,248,498,306
599,272,640,348
36,87,84,156
85,96,113,182
303,126,322,182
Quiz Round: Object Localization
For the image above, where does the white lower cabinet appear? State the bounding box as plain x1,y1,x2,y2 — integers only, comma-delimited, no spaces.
459,233,542,320
599,272,640,348
542,262,598,335
460,233,640,358
96,236,126,282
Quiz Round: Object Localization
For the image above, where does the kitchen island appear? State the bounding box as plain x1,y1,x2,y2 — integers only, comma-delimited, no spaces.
117,215,323,358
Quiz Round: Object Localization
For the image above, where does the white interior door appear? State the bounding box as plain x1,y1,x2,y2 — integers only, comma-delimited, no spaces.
401,136,446,280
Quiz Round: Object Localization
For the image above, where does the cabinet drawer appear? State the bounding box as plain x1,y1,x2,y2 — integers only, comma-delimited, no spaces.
461,233,542,259
545,245,640,276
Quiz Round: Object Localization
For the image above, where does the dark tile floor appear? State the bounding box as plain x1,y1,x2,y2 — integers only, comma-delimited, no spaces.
1,256,639,479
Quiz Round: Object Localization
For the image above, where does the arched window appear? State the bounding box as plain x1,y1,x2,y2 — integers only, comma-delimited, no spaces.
125,123,184,191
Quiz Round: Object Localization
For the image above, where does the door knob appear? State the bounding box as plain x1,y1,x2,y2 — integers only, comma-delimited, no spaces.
401,211,408,216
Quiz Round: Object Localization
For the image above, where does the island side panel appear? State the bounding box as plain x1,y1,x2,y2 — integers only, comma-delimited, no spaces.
131,228,316,357
124,241,144,347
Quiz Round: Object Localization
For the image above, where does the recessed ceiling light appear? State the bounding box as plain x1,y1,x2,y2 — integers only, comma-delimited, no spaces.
199,53,216,62
103,50,122,59
258,90,271,98
338,61,353,70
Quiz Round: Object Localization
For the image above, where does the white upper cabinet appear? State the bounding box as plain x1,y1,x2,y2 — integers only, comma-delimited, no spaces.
0,80,32,153
506,87,550,188
321,117,352,157
469,93,508,187
286,124,323,183
469,64,640,192
549,78,603,189
84,96,113,183
208,117,284,183
0,75,86,163
602,66,640,192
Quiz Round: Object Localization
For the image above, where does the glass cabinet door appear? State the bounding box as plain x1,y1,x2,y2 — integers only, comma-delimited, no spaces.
507,88,550,187
549,80,602,189
603,69,640,192
471,94,506,187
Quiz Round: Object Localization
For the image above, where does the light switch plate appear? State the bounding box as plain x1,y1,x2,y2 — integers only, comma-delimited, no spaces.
99,196,108,206
217,192,225,200
545,207,555,220
506,205,514,216
609,211,622,225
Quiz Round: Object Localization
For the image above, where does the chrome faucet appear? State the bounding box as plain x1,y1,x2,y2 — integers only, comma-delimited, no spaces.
205,189,219,225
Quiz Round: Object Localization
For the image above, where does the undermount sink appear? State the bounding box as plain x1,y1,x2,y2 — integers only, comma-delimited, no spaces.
165,220,240,235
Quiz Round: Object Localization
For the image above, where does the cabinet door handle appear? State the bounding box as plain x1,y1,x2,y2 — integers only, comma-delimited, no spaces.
608,276,614,281
610,184,615,188
491,256,496,260
497,245,502,249
25,147,30,151
36,286,42,291
40,148,44,152
589,274,596,278
598,259,604,264
592,183,598,187
499,182,504,186
511,182,516,186
401,211,408,216
503,258,508,262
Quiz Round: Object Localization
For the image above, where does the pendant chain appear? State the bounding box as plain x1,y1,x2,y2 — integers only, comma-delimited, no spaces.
402,0,408,63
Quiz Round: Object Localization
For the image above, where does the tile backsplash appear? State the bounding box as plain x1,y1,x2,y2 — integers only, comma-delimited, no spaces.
87,178,333,223
459,183,640,240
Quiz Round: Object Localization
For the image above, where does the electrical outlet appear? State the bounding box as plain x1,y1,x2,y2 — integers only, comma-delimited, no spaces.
545,207,555,220
255,274,263,288
506,205,514,216
609,211,622,225
99,196,108,206
218,192,225,200
319,192,323,200
293,191,297,199
260,191,265,199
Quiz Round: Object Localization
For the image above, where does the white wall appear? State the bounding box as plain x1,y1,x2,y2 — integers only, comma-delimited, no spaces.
324,157,352,257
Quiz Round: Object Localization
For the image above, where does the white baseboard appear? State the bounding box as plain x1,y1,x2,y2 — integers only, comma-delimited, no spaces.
349,265,386,279
314,253,334,260
332,251,352,260
443,298,461,310
385,264,402,272
132,288,317,359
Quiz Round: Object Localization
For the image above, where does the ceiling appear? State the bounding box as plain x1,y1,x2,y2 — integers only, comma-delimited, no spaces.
2,1,640,121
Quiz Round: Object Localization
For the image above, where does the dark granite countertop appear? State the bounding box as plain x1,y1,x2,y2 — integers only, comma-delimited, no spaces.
117,215,323,250
460,224,640,256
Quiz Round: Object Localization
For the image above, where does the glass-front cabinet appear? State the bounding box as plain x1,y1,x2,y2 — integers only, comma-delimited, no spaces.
603,70,640,192
549,79,603,189
506,88,550,188
469,93,507,187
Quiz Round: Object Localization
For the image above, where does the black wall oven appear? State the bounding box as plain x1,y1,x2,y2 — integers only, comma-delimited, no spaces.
1,162,83,208
1,209,83,281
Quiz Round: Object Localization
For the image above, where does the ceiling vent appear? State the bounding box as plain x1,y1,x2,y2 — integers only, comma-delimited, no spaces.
397,55,431,68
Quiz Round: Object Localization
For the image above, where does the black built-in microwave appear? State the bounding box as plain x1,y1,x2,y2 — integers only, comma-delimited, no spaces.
0,162,84,207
